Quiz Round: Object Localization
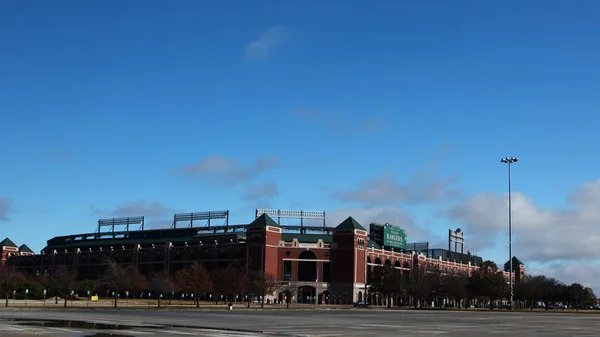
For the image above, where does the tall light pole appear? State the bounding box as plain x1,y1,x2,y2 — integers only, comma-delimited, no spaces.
501,156,518,310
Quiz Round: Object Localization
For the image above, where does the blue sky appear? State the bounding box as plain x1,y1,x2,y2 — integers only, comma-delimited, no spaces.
1,1,599,292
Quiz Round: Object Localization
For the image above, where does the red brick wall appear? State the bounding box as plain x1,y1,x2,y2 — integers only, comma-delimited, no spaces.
330,230,364,283
263,226,281,278
247,227,266,273
247,226,282,277
0,247,19,265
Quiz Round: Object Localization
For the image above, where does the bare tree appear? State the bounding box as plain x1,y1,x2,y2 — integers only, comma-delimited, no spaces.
467,261,508,308
278,281,297,308
211,266,249,304
0,264,20,307
441,275,469,308
149,271,177,307
404,265,427,308
250,273,279,308
126,266,148,298
49,266,78,308
175,261,212,307
99,259,130,308
368,264,402,308
80,279,97,298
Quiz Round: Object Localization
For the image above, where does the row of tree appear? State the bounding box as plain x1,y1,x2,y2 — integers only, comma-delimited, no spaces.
3,259,594,310
0,260,287,309
369,260,597,310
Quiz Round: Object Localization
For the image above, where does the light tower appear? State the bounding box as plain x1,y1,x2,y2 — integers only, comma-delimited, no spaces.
501,156,518,310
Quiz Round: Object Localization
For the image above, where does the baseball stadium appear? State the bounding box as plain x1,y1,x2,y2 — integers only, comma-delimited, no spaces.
4,208,524,305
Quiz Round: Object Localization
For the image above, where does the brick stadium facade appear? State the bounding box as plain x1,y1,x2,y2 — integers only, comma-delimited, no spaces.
5,209,525,304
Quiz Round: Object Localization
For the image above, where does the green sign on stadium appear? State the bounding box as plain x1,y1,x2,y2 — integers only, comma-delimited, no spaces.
383,225,406,249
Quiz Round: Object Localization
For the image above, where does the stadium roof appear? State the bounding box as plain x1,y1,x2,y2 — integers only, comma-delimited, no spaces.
335,217,366,231
504,256,525,270
248,214,280,228
0,238,17,248
18,244,34,253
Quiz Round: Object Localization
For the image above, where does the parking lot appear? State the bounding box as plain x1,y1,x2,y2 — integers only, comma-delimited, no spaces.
0,309,597,336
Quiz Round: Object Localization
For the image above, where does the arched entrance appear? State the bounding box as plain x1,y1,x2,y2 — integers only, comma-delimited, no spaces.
297,286,316,304
298,251,317,281
322,290,329,304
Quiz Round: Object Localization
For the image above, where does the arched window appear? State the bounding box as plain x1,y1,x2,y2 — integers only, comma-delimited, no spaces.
299,250,317,259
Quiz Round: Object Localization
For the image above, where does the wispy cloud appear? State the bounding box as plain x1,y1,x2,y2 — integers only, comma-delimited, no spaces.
111,200,172,218
290,109,386,134
90,200,174,229
245,25,289,61
0,198,11,221
239,182,279,202
144,217,173,229
47,149,76,161
91,200,172,218
173,154,276,186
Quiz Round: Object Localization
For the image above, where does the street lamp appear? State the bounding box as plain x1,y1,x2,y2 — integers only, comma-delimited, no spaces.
500,156,518,310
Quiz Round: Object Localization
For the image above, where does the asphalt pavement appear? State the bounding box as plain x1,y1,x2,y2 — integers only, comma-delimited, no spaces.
0,309,597,336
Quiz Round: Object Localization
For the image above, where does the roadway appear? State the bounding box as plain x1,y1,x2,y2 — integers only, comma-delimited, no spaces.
0,309,597,336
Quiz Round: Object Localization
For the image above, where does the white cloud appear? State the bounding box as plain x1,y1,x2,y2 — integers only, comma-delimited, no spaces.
333,170,461,206
245,25,289,61
325,206,435,243
529,261,600,296
441,179,600,263
330,168,600,293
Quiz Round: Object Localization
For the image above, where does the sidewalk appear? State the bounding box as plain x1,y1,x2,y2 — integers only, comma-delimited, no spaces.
0,299,355,310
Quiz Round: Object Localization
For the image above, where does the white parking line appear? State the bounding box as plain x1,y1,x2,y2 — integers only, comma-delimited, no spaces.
47,327,83,333
0,326,26,332
360,323,410,328
163,331,202,335
121,331,156,335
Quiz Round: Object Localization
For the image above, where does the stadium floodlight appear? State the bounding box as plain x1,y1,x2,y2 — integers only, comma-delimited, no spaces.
173,210,229,228
256,209,326,227
501,156,519,310
97,216,145,233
